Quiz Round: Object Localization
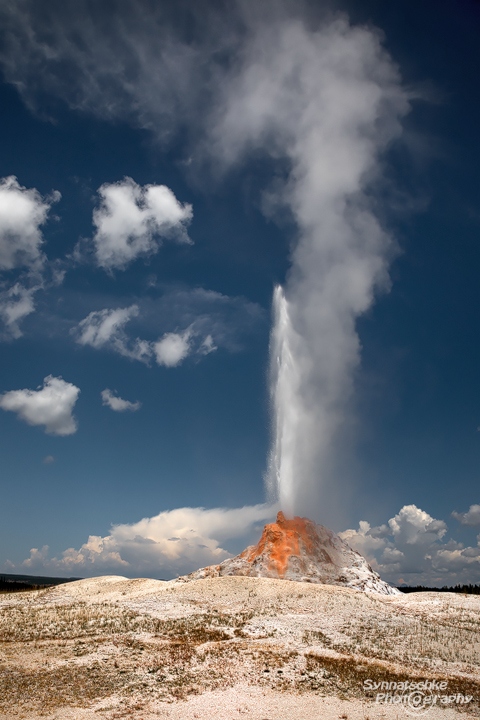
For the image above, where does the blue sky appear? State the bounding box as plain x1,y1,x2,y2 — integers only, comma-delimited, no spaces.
0,0,480,586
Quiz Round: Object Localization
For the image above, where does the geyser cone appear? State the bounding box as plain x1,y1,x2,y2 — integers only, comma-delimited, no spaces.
178,511,399,595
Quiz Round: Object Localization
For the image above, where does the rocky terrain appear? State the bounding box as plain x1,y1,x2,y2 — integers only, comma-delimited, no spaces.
1,517,478,718
0,574,479,719
180,512,399,596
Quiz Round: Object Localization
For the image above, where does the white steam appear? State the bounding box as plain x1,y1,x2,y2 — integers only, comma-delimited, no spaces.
211,17,410,516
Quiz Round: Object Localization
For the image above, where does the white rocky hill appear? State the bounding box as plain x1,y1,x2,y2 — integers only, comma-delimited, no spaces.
179,511,399,595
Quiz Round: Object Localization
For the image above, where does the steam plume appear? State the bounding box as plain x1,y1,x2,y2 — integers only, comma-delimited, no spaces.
211,15,410,517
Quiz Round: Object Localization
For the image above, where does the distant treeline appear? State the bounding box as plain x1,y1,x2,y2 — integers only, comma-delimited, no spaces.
0,577,49,592
0,574,80,593
398,584,480,595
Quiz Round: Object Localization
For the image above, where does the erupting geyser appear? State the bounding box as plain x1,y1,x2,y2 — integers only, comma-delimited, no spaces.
208,9,412,519
238,21,413,519
266,287,299,514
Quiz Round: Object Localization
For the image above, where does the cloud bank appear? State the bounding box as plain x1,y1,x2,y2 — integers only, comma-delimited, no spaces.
17,503,276,578
11,501,480,586
0,0,208,137
341,504,480,586
0,375,80,435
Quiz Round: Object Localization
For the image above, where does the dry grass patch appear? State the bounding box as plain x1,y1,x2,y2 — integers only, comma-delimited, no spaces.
334,607,480,670
0,662,131,714
303,651,480,712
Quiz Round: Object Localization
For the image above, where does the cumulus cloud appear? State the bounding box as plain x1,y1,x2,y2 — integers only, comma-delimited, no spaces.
0,375,80,435
452,504,480,526
17,504,276,578
91,177,192,270
101,388,141,412
154,328,192,367
0,176,59,272
341,504,480,586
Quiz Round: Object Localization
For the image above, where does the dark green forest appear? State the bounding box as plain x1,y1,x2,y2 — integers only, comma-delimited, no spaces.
398,584,480,595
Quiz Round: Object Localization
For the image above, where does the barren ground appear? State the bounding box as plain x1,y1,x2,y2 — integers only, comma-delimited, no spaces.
0,575,479,719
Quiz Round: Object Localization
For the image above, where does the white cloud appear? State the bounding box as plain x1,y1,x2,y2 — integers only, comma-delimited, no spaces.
17,504,276,578
452,504,480,526
0,177,60,339
22,545,51,570
341,504,480,586
0,283,37,339
154,328,192,367
0,176,59,271
388,504,447,545
101,388,141,412
0,375,80,435
73,305,151,363
92,177,192,270
73,305,195,366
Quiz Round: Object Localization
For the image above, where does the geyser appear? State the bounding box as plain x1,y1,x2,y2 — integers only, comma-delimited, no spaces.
220,18,414,517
